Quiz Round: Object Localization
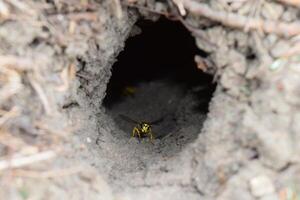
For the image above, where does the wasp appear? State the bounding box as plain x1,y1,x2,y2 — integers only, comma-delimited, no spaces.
119,114,163,143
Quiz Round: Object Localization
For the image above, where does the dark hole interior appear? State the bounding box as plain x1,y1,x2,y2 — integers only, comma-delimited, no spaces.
103,18,216,144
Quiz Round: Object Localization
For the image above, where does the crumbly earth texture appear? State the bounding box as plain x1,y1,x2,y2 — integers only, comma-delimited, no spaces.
0,0,300,200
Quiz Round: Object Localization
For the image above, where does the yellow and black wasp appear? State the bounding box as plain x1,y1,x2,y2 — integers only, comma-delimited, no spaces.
119,114,163,143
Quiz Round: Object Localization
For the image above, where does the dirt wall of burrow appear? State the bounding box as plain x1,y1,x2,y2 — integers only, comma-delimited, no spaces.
1,0,300,200
0,1,136,199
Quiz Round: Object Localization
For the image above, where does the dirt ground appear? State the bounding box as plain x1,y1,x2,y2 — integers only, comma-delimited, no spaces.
1,0,300,200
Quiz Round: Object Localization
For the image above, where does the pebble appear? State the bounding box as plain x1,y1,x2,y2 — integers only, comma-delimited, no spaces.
249,175,275,198
86,137,92,143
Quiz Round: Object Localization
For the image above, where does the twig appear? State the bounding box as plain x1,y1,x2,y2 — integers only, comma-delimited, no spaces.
28,76,52,115
0,150,56,171
6,0,36,16
0,68,22,103
76,72,93,80
112,0,123,19
56,63,76,92
183,0,300,37
122,2,174,18
244,0,262,33
172,0,186,16
177,16,217,49
0,107,19,126
0,1,10,19
124,2,216,47
67,12,98,21
0,131,27,150
277,0,300,7
0,55,33,71
48,11,98,21
12,167,83,178
280,42,300,58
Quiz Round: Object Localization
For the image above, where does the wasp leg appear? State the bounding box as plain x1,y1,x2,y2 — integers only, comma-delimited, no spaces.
132,127,141,138
148,128,154,144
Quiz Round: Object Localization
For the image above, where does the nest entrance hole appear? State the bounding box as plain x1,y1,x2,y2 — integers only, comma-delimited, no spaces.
103,17,216,149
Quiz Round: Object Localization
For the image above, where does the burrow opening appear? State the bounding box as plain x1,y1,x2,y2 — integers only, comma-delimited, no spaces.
103,17,216,152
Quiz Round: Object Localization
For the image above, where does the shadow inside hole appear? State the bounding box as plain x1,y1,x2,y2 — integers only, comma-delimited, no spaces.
103,17,216,144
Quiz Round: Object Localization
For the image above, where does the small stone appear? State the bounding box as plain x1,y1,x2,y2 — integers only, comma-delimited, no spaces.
229,50,247,75
249,175,275,197
270,40,290,58
261,2,284,21
260,193,279,200
281,7,298,22
264,34,278,49
269,59,287,71
86,137,92,143
155,2,167,13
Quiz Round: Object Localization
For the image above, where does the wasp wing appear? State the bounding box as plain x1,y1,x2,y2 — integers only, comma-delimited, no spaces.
119,114,139,124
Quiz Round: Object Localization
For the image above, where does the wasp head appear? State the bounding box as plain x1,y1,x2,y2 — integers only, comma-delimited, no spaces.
141,123,150,133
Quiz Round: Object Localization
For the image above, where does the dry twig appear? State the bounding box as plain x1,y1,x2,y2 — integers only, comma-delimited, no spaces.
56,63,76,92
0,55,33,71
0,150,56,171
122,2,174,18
183,0,300,37
0,69,22,103
172,0,186,16
124,1,216,46
6,0,36,16
111,0,123,19
277,0,300,7
0,1,10,19
0,107,19,127
280,42,300,58
28,76,52,115
0,131,29,152
12,167,83,178
66,12,98,21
